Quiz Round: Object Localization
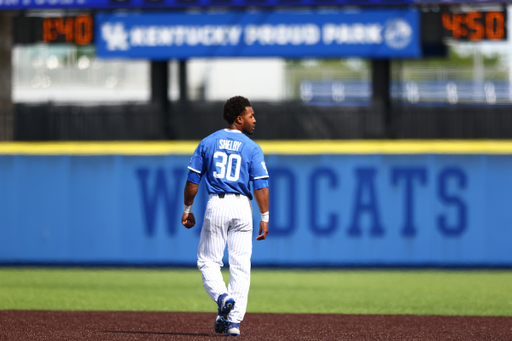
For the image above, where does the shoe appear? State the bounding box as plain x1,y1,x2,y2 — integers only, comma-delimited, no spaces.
214,294,235,334
224,322,240,337
214,315,228,334
217,293,235,319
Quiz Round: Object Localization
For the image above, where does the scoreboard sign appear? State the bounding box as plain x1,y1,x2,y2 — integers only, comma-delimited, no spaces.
442,8,507,41
13,15,94,45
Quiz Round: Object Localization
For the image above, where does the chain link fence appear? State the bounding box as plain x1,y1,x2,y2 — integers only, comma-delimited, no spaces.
10,44,512,140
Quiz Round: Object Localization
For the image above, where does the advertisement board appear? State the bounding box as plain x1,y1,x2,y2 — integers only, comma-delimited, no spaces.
95,10,421,59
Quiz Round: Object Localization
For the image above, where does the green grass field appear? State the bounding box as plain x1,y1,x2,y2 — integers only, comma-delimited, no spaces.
0,268,511,316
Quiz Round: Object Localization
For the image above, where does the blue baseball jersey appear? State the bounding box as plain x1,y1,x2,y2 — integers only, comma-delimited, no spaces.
187,129,269,200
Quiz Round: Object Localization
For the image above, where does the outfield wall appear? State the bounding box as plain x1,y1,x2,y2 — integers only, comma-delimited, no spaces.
1,141,512,267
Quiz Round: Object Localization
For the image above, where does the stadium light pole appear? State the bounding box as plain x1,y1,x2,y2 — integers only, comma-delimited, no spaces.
371,59,392,139
150,60,171,138
0,11,13,141
179,60,188,102
150,61,169,110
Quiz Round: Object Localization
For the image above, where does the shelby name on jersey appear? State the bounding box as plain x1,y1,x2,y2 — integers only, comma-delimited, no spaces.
219,139,242,152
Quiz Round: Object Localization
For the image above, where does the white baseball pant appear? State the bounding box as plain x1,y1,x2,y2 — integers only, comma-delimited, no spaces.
197,193,253,323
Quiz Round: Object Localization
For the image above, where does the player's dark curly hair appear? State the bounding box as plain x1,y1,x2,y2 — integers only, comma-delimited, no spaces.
223,96,251,124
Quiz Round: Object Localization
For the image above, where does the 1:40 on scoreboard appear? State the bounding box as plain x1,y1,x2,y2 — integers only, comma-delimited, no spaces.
13,14,94,45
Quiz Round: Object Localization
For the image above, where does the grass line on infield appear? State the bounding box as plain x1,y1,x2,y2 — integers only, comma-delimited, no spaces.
0,268,511,316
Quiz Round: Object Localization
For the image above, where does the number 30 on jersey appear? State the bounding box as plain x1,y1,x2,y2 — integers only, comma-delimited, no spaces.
213,151,242,181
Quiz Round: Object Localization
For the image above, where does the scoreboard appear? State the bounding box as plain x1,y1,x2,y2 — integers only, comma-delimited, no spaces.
13,15,94,45
42,15,93,45
12,6,508,47
9,0,508,51
442,9,507,41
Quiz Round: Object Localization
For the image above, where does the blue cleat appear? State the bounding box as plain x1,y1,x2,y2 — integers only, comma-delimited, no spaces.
224,322,240,337
214,293,235,334
214,315,229,334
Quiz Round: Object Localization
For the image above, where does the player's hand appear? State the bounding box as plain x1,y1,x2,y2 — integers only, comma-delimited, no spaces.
256,221,268,240
182,213,195,229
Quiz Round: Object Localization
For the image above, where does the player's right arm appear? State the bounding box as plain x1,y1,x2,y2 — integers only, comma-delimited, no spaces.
251,145,270,240
254,187,269,240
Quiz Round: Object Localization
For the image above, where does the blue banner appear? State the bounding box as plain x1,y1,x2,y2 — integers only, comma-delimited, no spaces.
95,10,421,59
0,0,416,10
0,0,504,12
1,153,512,267
0,0,416,11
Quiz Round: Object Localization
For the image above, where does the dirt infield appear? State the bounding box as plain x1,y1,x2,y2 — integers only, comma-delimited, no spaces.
1,310,511,340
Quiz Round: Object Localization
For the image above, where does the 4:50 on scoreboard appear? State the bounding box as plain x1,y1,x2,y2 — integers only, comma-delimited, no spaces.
442,9,507,41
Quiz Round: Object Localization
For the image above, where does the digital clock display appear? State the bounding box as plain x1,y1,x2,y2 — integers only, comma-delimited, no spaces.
13,15,94,45
442,9,507,41
43,15,93,45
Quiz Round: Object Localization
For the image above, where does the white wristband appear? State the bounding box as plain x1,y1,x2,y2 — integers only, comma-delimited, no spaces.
261,211,269,222
183,204,193,214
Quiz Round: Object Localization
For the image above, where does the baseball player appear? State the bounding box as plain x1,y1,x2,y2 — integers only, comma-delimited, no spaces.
181,96,269,337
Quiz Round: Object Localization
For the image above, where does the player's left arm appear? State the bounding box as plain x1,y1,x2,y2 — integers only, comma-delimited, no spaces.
183,141,206,229
182,181,199,229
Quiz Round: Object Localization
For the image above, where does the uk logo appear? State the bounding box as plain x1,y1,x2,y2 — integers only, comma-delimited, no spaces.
383,19,412,50
101,23,130,51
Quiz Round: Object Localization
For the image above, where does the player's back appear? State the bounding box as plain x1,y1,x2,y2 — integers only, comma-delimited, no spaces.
193,129,263,199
